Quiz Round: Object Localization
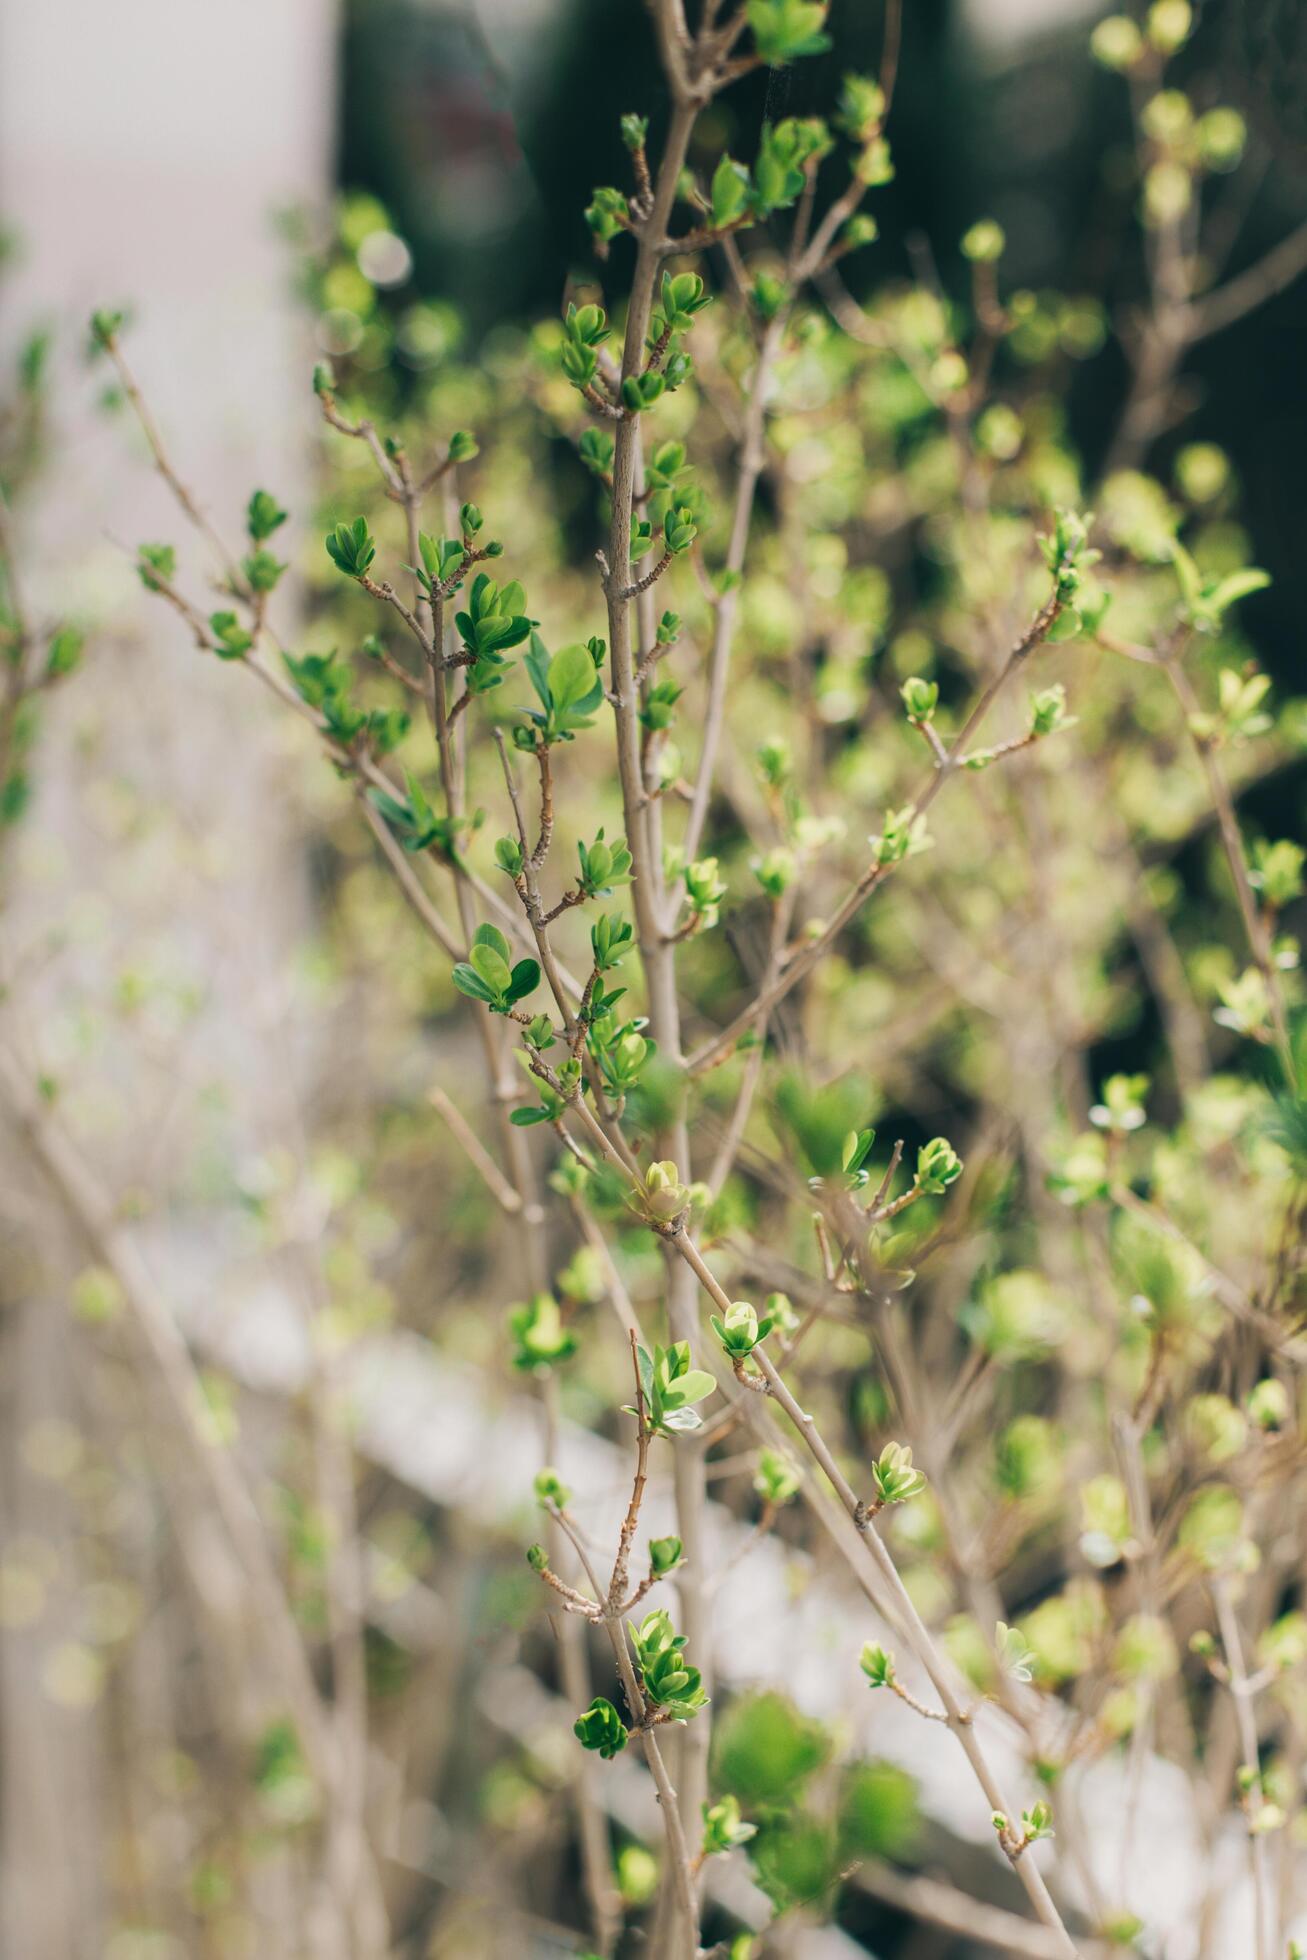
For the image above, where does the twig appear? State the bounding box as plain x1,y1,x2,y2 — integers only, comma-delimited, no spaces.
688,591,1063,1073
103,333,249,595
0,1045,336,1787
662,1228,1080,1953
428,1084,525,1215
1159,645,1292,1075
1213,1578,1272,1960
1185,220,1307,343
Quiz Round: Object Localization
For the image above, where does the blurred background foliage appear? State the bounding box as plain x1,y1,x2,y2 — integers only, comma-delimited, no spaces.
332,0,1307,688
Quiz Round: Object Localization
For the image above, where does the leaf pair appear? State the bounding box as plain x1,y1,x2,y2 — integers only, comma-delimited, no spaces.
282,648,411,754
508,1079,569,1129
455,574,532,695
508,1291,575,1370
561,302,609,391
577,826,633,896
521,633,605,742
452,923,541,1014
629,1340,716,1437
247,488,288,543
370,771,467,856
710,1299,774,1360
590,1017,653,1096
209,611,253,661
1171,538,1269,634
746,0,832,67
629,1608,709,1720
324,516,376,579
412,531,467,595
754,118,829,214
574,1697,627,1757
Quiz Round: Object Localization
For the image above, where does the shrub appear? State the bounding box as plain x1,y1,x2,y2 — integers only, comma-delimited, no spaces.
4,1,1306,1955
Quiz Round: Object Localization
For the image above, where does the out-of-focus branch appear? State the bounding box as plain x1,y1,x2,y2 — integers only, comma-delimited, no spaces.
0,1044,335,1787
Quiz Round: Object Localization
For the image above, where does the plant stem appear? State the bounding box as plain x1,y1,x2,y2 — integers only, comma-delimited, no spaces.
1160,646,1292,1076
1213,1577,1271,1960
599,62,713,1890
688,592,1062,1073
667,1229,1082,1955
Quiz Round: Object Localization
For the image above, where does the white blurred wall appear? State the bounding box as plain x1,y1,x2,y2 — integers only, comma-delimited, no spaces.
1,0,336,543
0,7,336,1955
0,0,339,1085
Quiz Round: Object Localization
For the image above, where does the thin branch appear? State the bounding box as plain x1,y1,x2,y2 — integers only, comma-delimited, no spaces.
359,576,433,659
1159,646,1292,1075
428,1084,525,1215
103,333,249,594
1185,220,1307,343
0,1044,336,1788
356,791,464,962
1213,1578,1272,1960
688,590,1063,1073
662,1228,1080,1953
614,549,672,601
609,1332,652,1608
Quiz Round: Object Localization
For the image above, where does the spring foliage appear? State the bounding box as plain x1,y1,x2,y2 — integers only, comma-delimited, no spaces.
4,1,1305,1955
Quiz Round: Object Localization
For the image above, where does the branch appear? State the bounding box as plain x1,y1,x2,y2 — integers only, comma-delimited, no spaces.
1185,220,1307,343
317,391,405,493
659,1228,1080,1953
428,1084,526,1216
688,590,1063,1073
608,1332,652,1609
683,306,785,865
0,1044,335,1789
853,1857,1070,1958
1213,1578,1272,1960
1159,644,1292,1075
492,731,581,1035
359,575,433,659
103,333,249,595
614,549,672,601
597,61,715,1891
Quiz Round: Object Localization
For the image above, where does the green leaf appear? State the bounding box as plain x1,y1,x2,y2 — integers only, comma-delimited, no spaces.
209,611,253,660
573,1697,628,1759
1209,567,1271,613
472,923,512,965
548,642,599,714
649,1535,683,1576
452,963,498,1004
246,488,289,542
747,0,832,64
669,1368,716,1407
714,1692,830,1809
45,627,85,680
837,1759,920,1861
324,517,376,579
495,835,525,877
89,307,126,350
136,542,176,591
470,943,513,995
710,155,750,229
506,958,542,1003
774,1071,874,1177
1045,608,1082,643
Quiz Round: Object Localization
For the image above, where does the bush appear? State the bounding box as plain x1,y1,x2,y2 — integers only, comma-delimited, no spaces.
3,1,1305,1955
